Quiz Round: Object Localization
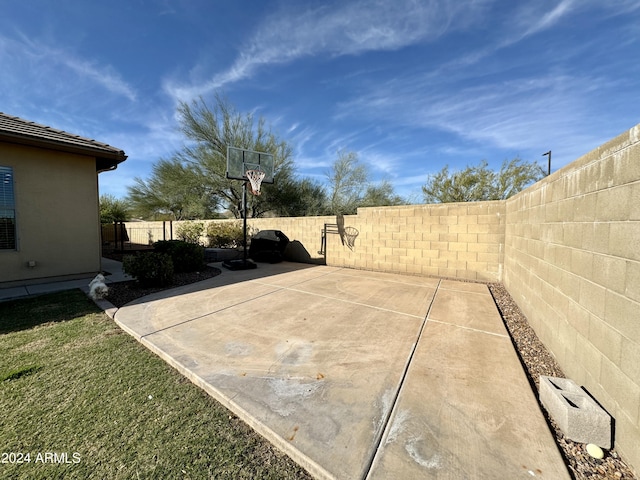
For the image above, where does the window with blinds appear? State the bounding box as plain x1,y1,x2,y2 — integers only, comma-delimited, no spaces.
0,166,16,250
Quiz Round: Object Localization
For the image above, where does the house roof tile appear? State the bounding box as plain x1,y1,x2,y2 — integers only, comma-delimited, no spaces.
0,112,127,172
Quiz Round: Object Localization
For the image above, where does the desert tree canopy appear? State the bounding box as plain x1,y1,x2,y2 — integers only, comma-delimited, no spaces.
422,158,545,204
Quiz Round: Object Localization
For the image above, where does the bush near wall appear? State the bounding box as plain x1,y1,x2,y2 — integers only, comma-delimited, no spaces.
123,252,174,287
175,221,205,245
153,240,204,273
206,222,245,248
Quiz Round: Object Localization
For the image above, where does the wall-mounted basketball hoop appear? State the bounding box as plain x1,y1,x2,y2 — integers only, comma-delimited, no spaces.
318,216,359,257
343,227,359,250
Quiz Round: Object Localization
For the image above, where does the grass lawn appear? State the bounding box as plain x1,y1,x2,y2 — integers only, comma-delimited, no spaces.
0,290,311,480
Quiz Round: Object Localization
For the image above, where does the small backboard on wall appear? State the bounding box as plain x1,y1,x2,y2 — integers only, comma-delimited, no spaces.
226,146,275,184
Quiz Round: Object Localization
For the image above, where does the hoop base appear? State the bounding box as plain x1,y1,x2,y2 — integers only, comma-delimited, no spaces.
222,259,257,270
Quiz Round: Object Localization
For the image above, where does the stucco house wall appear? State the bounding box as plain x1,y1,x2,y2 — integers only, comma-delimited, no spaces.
0,113,126,287
0,144,102,285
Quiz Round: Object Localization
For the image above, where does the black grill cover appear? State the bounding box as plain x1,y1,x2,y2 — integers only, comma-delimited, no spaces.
249,230,290,263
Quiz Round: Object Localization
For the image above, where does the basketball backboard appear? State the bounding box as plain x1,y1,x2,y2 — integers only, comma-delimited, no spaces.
226,146,275,184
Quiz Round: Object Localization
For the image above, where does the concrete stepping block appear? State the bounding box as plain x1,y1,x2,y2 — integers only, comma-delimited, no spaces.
539,376,611,449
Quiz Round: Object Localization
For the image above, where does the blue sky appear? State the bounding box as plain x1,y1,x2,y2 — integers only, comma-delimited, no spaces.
2,0,639,202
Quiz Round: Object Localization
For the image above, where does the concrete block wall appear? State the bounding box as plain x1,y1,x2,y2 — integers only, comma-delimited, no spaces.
503,123,640,470
323,202,505,282
193,205,505,283
148,203,506,282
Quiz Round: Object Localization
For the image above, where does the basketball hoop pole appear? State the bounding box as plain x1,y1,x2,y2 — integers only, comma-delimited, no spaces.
242,179,249,264
222,178,257,270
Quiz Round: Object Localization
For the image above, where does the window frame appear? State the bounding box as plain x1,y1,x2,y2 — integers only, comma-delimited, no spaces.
0,165,17,250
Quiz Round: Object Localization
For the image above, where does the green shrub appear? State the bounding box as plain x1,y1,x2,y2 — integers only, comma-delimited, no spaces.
123,252,174,287
175,221,205,245
153,240,204,273
206,222,245,248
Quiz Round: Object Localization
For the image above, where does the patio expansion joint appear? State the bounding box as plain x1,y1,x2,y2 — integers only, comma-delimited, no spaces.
250,266,349,289
361,278,442,480
336,270,441,288
425,318,509,339
280,285,425,320
139,266,417,341
251,268,429,320
139,286,289,340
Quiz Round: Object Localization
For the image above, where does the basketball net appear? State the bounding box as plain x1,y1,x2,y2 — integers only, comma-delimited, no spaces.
343,227,359,249
246,169,266,195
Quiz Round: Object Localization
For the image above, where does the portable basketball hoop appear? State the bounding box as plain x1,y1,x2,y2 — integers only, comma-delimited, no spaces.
223,146,275,270
246,169,266,195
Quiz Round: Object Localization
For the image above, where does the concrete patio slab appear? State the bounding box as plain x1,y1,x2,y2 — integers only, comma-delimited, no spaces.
283,270,438,318
427,281,509,336
368,281,569,479
114,263,569,480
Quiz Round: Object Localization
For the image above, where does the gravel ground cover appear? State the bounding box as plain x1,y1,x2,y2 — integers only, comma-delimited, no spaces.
488,284,636,480
103,263,636,479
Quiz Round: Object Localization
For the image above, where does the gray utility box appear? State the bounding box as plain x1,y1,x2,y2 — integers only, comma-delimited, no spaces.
539,376,611,449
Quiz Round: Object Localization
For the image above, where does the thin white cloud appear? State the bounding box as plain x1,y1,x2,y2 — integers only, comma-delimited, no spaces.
358,150,401,175
164,0,494,101
330,1,640,169
0,32,137,103
337,68,617,169
394,172,434,187
515,0,577,39
61,55,137,103
508,1,640,45
290,126,318,157
422,1,631,82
